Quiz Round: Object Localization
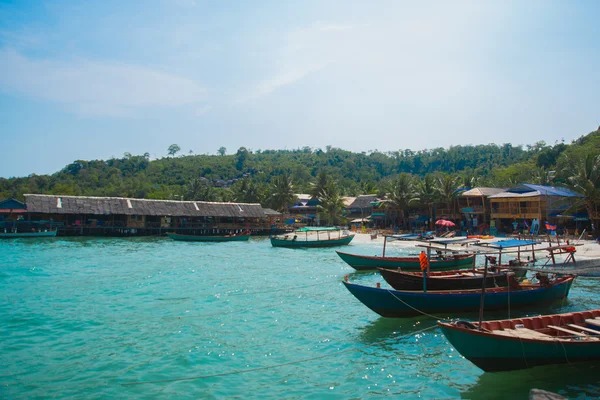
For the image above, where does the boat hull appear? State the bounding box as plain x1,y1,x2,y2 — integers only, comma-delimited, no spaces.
336,251,475,271
342,276,574,318
270,234,354,248
378,268,510,291
439,309,600,372
167,233,250,242
0,230,57,239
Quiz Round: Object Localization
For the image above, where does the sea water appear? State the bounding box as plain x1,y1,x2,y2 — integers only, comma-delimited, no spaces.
1,237,600,399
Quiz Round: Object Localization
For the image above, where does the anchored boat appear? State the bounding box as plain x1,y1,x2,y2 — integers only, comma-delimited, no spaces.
439,309,600,372
0,229,57,239
270,227,354,248
342,275,575,318
336,251,475,271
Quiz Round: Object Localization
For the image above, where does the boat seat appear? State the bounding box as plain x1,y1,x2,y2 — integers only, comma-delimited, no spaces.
547,325,587,337
492,328,551,339
566,324,600,335
585,319,600,328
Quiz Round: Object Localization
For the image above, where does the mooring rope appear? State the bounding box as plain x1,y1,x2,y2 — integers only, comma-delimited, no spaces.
385,289,451,321
121,324,439,386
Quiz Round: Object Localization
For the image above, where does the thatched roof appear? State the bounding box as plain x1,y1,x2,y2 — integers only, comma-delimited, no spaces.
24,194,265,218
347,195,379,209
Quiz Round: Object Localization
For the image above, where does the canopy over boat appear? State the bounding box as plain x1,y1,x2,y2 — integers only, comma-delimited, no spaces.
477,239,540,249
295,226,341,232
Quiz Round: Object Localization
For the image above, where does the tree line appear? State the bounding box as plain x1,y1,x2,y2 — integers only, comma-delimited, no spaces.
2,129,600,227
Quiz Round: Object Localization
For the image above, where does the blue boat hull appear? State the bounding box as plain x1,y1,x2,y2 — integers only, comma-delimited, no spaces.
342,277,574,318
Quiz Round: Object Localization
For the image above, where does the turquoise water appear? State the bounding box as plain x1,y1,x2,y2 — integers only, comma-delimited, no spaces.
1,237,600,399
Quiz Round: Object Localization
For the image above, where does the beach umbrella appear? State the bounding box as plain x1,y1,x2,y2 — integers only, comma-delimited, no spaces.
435,219,455,227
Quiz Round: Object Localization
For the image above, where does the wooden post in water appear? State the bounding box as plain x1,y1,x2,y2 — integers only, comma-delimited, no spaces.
382,236,387,257
426,246,431,274
478,256,489,330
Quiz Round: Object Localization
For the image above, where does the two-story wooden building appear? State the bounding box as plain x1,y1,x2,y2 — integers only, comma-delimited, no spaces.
488,184,584,234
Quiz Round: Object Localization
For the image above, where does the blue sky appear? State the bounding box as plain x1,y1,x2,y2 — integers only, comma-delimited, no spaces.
0,0,598,178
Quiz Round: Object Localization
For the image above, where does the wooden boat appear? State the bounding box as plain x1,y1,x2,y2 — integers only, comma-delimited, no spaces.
270,227,355,248
336,251,475,271
342,275,575,318
378,268,511,291
439,309,600,372
167,232,250,242
0,230,57,239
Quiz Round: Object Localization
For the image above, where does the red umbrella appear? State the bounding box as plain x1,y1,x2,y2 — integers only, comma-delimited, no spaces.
435,219,456,227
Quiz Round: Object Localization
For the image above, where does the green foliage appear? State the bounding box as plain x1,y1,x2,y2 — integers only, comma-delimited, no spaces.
168,144,181,157
3,130,600,210
268,175,296,212
317,182,346,225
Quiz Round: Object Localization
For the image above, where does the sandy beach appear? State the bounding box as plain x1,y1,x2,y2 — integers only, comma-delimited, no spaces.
350,232,600,261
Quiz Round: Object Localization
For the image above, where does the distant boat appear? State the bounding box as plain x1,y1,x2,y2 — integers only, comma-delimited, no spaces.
378,267,511,291
342,275,575,318
336,251,475,271
270,227,355,248
167,232,250,242
439,308,600,372
0,230,57,239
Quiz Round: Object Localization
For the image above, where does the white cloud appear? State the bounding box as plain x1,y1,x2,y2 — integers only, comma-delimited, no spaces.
0,49,207,117
236,22,360,103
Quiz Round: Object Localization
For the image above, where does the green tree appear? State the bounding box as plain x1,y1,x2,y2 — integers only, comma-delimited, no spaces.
268,175,296,212
317,182,345,226
416,174,437,229
217,147,227,156
562,153,600,231
235,147,249,171
435,173,461,218
168,144,181,157
310,171,330,199
388,173,417,228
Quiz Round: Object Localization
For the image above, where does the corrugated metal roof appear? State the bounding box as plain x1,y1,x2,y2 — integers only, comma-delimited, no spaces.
508,184,583,197
23,194,265,218
489,184,583,199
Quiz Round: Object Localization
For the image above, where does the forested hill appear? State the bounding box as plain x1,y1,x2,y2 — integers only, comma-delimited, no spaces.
1,129,599,204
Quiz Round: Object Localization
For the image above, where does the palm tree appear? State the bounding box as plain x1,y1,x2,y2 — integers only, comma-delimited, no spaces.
310,171,330,199
234,179,263,203
388,173,417,229
360,181,377,195
530,167,555,186
269,175,297,212
317,182,345,226
562,153,600,231
435,173,461,219
416,174,437,230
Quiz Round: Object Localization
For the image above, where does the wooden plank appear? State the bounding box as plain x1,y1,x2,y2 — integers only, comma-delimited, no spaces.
548,325,586,336
585,319,600,328
566,324,600,335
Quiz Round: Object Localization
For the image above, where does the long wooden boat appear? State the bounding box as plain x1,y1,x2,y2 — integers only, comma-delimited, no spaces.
439,309,600,372
336,251,475,271
0,230,57,239
378,268,511,291
167,232,250,242
342,276,575,318
270,227,355,248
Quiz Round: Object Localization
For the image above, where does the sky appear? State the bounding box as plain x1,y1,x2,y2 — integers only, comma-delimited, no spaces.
0,0,599,178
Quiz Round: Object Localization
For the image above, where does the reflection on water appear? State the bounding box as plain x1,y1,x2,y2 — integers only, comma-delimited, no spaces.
462,362,600,400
